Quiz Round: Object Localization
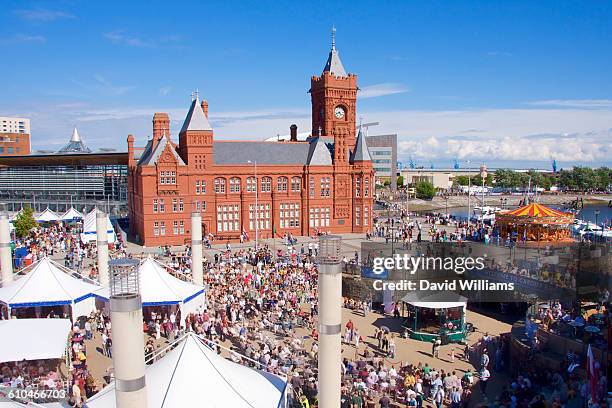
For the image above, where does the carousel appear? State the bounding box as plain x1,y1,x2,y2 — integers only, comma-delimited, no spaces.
496,203,575,242
401,292,469,343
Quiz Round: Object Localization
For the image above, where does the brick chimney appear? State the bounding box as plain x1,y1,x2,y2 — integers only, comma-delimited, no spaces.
290,124,298,142
201,100,209,118
153,112,170,140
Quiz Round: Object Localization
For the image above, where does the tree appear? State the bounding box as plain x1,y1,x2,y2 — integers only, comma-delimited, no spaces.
396,175,404,188
14,206,37,238
454,175,470,186
415,181,436,200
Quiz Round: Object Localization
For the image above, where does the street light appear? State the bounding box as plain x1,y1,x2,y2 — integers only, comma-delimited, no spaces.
247,160,258,250
594,210,600,241
480,163,488,221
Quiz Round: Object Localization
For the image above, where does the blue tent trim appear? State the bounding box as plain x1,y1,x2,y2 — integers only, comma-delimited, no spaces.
74,293,96,303
142,301,181,306
9,300,72,308
83,230,114,235
183,289,205,304
276,379,289,408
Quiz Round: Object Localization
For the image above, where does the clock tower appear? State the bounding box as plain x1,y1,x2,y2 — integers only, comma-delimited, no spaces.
310,27,358,163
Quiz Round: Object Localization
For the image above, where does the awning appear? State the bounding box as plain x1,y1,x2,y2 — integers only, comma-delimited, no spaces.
0,319,71,363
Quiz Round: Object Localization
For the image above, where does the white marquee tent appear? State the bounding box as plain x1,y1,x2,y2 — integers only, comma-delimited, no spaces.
36,208,60,223
0,257,102,319
0,319,71,363
85,333,287,408
95,257,204,321
80,208,116,244
61,206,84,221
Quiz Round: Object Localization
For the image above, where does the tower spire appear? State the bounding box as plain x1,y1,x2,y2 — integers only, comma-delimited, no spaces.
331,25,336,50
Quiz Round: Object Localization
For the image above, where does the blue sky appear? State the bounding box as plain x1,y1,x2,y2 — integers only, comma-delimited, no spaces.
1,0,611,169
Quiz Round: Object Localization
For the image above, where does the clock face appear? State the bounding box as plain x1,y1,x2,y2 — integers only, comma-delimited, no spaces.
334,106,345,119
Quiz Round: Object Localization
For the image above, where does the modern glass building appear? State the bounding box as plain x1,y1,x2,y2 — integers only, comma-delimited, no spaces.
0,129,128,215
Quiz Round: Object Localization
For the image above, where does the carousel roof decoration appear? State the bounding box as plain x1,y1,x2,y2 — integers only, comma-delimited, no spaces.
503,203,572,218
496,203,576,241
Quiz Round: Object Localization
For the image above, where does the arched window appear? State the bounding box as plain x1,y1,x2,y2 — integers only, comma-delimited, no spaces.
229,177,241,193
291,177,301,192
355,177,361,197
277,177,288,192
246,177,257,192
261,177,272,192
364,177,370,197
214,178,226,193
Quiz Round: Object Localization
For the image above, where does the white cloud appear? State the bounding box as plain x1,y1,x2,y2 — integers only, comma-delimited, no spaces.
527,99,612,108
159,86,173,96
104,31,183,48
0,34,46,45
71,75,134,97
14,9,74,21
3,101,611,167
358,83,409,99
104,31,151,47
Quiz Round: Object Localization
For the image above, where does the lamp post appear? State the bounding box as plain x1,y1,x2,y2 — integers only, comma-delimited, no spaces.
247,160,258,250
480,164,488,222
594,210,600,241
0,203,13,286
465,160,472,226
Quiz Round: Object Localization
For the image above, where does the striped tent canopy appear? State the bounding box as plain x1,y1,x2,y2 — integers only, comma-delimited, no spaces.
504,203,572,218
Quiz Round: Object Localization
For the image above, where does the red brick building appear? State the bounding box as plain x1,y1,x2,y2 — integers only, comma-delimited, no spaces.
0,132,30,156
127,35,374,246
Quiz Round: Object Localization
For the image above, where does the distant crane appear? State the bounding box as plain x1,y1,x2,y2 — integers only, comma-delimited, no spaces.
408,157,416,169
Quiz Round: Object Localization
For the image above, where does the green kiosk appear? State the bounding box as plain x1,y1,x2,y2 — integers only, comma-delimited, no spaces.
401,292,468,343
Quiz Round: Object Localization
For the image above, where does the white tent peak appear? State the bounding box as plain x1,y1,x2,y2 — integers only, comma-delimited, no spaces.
86,332,287,408
80,208,115,244
0,257,101,317
62,206,84,221
95,257,204,307
36,207,60,222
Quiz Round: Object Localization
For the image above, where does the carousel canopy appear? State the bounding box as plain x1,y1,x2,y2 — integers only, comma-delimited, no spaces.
0,257,102,309
61,206,84,221
0,318,71,363
401,291,467,310
36,208,60,222
95,257,204,306
503,203,572,218
85,333,287,408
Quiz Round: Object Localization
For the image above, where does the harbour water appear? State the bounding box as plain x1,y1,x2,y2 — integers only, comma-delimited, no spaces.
442,203,612,224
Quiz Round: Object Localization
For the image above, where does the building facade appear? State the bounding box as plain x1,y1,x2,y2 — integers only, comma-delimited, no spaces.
0,129,128,214
128,35,375,246
0,132,30,156
0,117,30,134
365,134,397,191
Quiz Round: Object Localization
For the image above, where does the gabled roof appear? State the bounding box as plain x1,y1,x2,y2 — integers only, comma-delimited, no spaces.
180,96,212,133
213,141,312,165
138,136,186,166
307,136,333,165
351,127,371,162
323,28,347,77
